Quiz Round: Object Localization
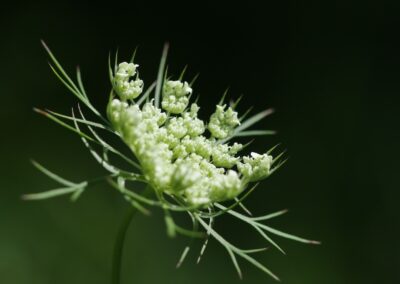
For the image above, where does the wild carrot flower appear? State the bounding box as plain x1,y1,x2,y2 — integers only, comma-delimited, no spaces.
24,42,319,281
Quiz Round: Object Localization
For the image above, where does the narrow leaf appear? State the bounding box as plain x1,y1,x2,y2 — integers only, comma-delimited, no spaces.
256,223,321,245
197,216,213,263
70,186,85,202
22,185,80,200
251,224,286,254
240,247,268,254
49,64,85,101
178,65,188,81
235,108,274,134
123,194,150,215
77,105,141,170
48,64,100,117
47,109,107,130
196,216,279,281
31,160,76,187
189,73,199,87
41,40,80,95
176,246,190,268
239,106,254,122
76,66,88,99
267,143,281,155
108,52,114,85
230,95,243,109
137,81,156,105
234,197,252,216
251,209,289,221
154,43,169,107
234,130,276,137
218,87,230,105
214,204,286,254
129,47,138,63
114,49,119,73
174,225,205,238
202,183,259,218
34,108,95,142
236,250,280,281
228,248,243,279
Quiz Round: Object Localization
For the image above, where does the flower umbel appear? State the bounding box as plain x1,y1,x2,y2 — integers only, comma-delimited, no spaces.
107,88,249,206
162,80,192,114
25,42,319,281
113,62,144,100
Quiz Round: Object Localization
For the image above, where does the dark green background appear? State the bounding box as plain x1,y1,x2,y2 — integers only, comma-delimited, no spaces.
1,1,399,283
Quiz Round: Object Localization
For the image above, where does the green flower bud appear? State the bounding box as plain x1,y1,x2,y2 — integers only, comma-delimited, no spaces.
113,62,143,100
238,152,273,182
209,170,242,201
208,105,240,139
162,80,192,114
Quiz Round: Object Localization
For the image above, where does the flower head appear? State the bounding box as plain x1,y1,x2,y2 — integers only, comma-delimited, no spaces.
29,43,318,281
108,71,275,207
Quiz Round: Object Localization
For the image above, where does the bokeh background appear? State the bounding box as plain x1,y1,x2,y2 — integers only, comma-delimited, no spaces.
1,1,399,283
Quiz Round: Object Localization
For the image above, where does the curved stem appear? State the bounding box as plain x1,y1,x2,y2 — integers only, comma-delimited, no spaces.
111,205,137,284
111,187,152,284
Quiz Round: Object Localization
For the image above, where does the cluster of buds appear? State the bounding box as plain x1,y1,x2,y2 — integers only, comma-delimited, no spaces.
108,63,274,207
113,62,144,100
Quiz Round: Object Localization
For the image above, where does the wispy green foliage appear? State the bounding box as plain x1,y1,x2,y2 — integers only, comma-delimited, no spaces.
26,42,319,281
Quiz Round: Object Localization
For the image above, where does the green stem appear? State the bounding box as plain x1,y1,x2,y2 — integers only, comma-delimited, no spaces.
111,206,136,284
111,187,152,284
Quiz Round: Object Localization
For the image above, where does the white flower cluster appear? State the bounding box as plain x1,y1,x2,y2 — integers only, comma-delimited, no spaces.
108,62,273,207
208,105,240,139
162,80,192,114
113,62,144,101
238,152,273,182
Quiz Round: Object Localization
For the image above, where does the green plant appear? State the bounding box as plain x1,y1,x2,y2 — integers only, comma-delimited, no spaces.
24,41,319,282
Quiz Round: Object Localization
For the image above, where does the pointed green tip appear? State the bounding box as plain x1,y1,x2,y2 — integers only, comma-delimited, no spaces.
238,272,243,280
33,107,47,116
29,159,38,167
161,42,170,59
21,193,41,201
265,108,275,114
40,40,51,54
40,39,47,48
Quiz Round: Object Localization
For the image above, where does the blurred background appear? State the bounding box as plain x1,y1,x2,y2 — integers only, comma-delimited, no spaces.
1,1,399,283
